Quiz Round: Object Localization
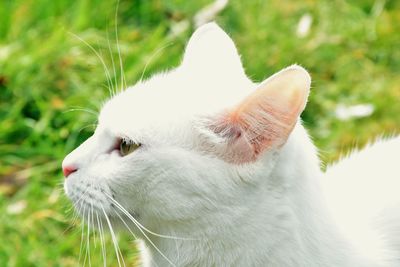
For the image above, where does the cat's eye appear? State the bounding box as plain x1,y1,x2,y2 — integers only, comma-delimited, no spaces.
119,139,141,156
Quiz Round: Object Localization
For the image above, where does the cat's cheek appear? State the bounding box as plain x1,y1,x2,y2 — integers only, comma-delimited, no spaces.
110,149,122,158
95,148,121,161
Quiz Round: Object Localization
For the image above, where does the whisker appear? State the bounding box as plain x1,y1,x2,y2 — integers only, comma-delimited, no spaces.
105,196,177,267
63,108,99,116
63,204,82,235
173,228,180,264
104,193,194,241
72,187,92,267
140,42,174,82
62,219,78,235
65,200,85,234
77,123,98,134
101,205,126,267
62,107,99,116
69,105,98,114
72,186,92,216
98,40,117,98
68,31,115,97
85,207,92,267
114,0,127,91
90,202,97,248
107,27,118,97
79,205,86,266
111,209,137,240
113,209,165,267
96,211,107,267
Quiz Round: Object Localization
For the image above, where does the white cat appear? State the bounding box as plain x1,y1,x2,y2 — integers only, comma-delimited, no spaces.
62,23,400,266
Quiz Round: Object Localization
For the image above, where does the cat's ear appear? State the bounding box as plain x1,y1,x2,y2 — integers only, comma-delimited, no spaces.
182,22,245,77
206,65,311,164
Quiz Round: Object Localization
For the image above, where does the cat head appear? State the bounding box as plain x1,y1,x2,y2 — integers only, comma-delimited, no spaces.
62,23,311,232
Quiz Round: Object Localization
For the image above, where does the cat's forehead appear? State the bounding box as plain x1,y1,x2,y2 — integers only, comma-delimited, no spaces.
98,74,185,136
98,69,251,139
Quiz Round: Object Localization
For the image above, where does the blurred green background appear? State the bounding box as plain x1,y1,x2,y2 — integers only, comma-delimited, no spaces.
0,0,399,266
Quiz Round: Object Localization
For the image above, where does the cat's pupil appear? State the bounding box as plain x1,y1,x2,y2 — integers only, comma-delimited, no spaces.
119,140,141,156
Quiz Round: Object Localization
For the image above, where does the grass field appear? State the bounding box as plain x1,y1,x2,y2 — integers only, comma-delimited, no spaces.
0,0,399,266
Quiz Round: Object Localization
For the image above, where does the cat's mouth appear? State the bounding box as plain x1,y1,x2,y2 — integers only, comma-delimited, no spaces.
65,179,140,227
67,182,112,213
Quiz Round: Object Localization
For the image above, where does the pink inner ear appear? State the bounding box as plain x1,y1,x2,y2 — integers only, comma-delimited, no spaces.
209,66,310,164
210,116,256,164
213,104,294,164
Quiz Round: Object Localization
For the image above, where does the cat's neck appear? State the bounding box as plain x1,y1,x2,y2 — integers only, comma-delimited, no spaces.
143,125,372,267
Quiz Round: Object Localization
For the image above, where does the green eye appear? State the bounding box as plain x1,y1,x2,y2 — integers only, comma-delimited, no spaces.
119,139,141,156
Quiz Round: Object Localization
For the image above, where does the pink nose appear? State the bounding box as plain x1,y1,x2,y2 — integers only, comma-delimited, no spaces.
63,165,78,178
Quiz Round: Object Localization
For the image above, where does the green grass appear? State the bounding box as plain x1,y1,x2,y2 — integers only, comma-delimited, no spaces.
0,0,399,266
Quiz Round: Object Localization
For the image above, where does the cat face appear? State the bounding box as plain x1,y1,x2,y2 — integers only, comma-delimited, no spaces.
63,23,310,232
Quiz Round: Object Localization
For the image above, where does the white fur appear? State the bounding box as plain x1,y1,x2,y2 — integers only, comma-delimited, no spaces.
323,137,400,265
63,23,400,266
